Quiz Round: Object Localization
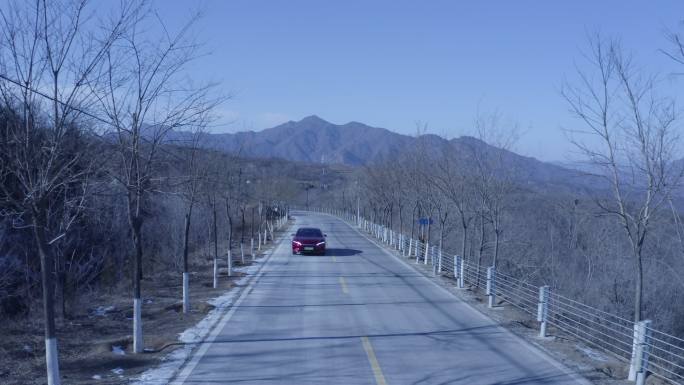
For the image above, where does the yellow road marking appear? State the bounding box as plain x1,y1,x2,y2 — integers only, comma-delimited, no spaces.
338,276,349,294
361,336,388,385
332,256,337,262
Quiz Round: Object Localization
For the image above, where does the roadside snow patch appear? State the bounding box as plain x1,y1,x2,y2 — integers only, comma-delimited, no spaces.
131,261,261,385
112,345,125,355
111,367,124,375
576,345,608,362
91,305,115,317
92,374,102,380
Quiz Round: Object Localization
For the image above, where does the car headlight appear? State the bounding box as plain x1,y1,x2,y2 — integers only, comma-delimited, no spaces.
316,241,325,246
293,241,302,246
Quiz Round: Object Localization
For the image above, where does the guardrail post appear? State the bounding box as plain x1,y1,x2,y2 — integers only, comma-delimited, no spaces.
456,255,464,288
240,242,245,264
629,320,653,384
407,239,412,257
415,241,421,263
486,266,496,308
258,232,262,250
537,285,550,337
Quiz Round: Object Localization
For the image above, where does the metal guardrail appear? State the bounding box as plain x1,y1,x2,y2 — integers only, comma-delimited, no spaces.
310,207,684,385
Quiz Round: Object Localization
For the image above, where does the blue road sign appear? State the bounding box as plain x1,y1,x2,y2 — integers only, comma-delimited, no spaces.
418,218,433,225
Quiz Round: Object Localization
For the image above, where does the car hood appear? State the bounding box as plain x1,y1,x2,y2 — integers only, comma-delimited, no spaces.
293,236,325,244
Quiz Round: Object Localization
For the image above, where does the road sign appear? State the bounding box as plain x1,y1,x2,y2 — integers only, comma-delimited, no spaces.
418,218,433,225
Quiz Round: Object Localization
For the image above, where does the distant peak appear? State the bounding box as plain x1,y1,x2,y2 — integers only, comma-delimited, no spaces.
299,115,329,124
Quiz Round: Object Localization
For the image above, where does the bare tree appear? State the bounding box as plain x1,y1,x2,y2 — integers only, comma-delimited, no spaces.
203,150,232,289
0,1,136,382
562,33,681,322
178,128,207,313
432,141,477,263
470,107,519,268
92,6,219,352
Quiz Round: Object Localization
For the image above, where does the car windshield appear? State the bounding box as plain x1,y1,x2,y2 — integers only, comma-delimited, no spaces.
296,228,322,237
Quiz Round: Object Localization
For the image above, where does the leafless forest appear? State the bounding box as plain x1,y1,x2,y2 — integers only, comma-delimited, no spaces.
1,0,684,384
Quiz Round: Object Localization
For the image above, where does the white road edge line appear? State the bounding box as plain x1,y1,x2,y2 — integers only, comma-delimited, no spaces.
324,212,593,385
169,231,287,385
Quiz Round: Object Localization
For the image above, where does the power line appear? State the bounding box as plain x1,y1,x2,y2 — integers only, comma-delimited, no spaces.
0,73,113,127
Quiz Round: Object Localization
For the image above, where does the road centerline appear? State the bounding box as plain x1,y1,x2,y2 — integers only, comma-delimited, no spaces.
338,276,349,294
361,336,388,385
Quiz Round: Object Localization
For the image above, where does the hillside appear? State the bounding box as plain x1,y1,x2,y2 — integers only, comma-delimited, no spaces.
169,115,603,194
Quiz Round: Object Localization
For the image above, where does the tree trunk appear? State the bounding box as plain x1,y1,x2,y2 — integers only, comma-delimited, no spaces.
492,227,500,268
225,199,233,278
634,250,643,322
410,205,416,244
213,201,219,289
476,214,485,288
182,202,194,314
461,220,468,263
398,206,403,237
439,210,447,255
33,206,61,385
127,195,144,354
424,211,431,265
241,207,245,244
54,250,66,321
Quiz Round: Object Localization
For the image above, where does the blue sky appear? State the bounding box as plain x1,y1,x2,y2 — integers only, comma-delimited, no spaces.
159,0,684,161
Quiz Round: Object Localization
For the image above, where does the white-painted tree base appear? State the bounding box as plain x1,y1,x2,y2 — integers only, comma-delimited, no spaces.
45,337,61,385
133,298,143,353
213,259,218,289
183,273,190,313
227,250,232,277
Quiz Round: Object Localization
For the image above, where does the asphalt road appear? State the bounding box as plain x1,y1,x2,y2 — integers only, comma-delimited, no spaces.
172,211,589,385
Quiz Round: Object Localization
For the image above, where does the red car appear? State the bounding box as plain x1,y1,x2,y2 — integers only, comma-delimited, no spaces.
291,227,326,255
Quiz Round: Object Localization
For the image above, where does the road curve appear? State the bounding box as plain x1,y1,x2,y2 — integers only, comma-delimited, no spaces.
171,211,590,385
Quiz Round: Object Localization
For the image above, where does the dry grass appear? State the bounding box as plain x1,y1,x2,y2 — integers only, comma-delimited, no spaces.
0,251,259,385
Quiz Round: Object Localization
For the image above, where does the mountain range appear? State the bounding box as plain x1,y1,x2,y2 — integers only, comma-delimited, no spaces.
168,115,602,194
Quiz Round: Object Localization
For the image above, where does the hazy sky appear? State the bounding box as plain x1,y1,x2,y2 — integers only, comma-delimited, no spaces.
159,0,684,161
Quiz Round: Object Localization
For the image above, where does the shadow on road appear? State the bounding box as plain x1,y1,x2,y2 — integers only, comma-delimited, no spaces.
325,248,362,256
